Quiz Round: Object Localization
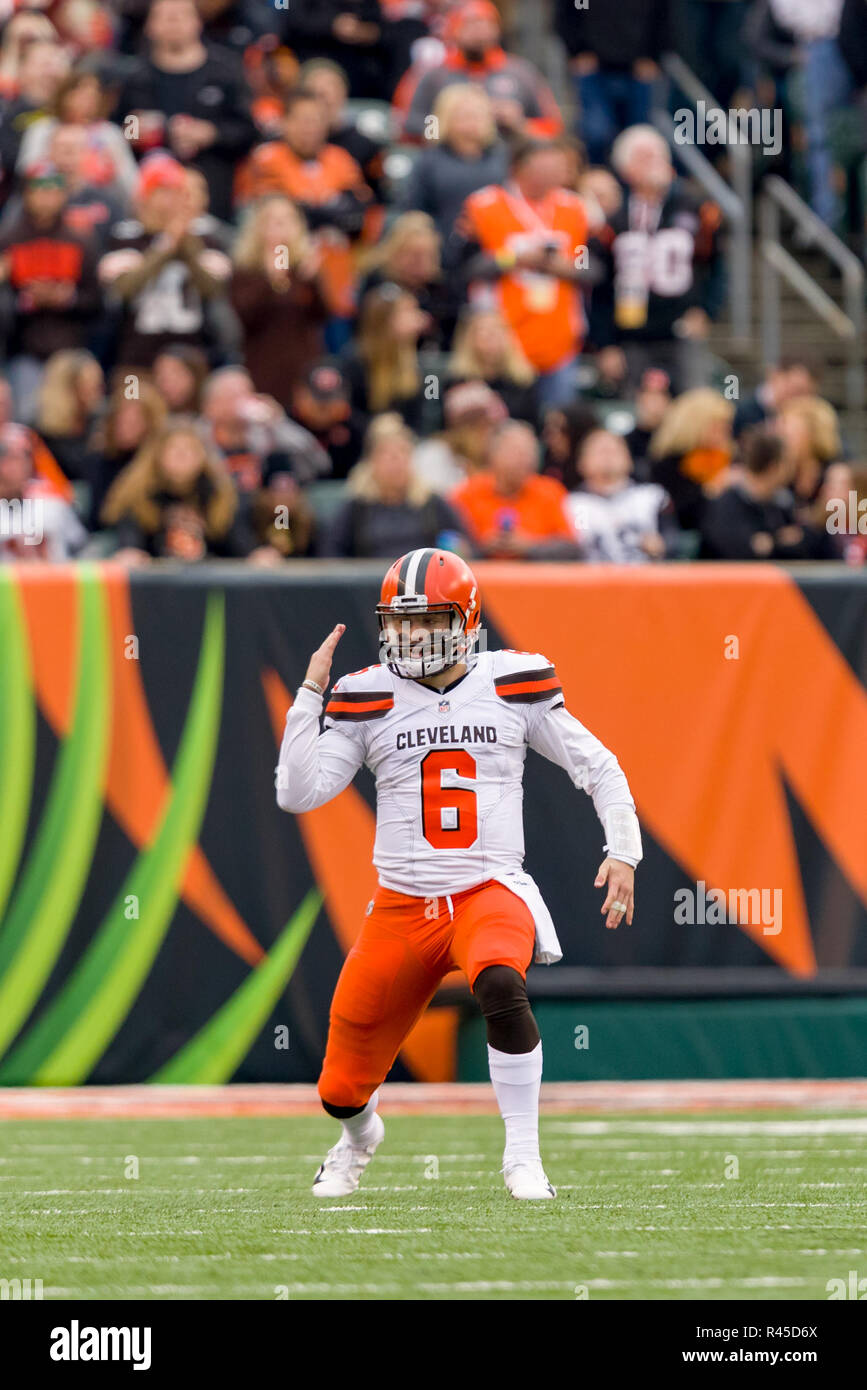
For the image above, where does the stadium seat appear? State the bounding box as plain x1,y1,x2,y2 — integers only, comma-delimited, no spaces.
308,480,350,527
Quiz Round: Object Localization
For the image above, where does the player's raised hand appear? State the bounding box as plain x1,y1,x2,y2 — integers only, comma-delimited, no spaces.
594,857,635,929
305,624,345,691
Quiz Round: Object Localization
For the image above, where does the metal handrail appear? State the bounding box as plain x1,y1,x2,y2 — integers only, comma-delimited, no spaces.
762,175,865,285
762,244,856,340
659,52,753,342
759,176,865,440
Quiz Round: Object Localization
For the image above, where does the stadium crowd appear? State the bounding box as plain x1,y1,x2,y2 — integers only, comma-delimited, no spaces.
0,0,865,566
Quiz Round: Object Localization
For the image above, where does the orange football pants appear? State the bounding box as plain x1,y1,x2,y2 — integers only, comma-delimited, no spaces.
318,879,536,1110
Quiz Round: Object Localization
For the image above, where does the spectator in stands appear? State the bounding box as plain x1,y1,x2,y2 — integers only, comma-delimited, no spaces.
247,33,292,123
592,125,724,395
0,121,125,250
86,376,167,521
289,359,365,481
247,451,317,563
236,88,371,241
624,367,673,478
0,11,58,103
580,166,623,228
195,0,272,58
177,171,240,362
840,0,867,93
394,0,563,142
44,123,128,248
0,161,100,422
450,418,579,558
0,408,73,502
398,85,508,240
324,412,467,557
0,422,87,560
152,343,209,415
447,138,590,406
0,0,860,572
230,195,328,409
554,0,667,165
743,1,801,189
683,0,752,109
16,68,139,204
555,134,590,194
113,0,256,221
568,427,679,563
99,153,233,369
648,387,734,530
0,37,69,195
201,365,331,493
581,167,627,358
101,419,249,562
359,210,454,348
733,354,822,437
413,379,508,494
699,425,832,559
813,460,867,564
33,347,104,486
375,2,433,97
775,393,842,510
36,0,115,59
242,35,301,139
277,0,385,101
447,304,539,423
768,0,851,230
301,58,388,203
540,399,600,491
340,282,431,431
181,166,234,253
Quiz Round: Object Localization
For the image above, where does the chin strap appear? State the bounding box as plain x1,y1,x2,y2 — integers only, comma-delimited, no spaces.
382,612,479,680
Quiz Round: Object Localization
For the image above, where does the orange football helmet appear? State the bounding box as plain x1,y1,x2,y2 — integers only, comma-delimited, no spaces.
376,548,481,679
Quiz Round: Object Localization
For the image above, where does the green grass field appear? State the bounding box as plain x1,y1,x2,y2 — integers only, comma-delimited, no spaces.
2,1111,866,1300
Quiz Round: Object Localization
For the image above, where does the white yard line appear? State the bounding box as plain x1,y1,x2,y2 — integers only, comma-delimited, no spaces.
549,1119,867,1136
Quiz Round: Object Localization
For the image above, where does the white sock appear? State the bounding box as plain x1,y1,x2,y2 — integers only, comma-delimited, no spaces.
487,1042,542,1166
341,1089,380,1149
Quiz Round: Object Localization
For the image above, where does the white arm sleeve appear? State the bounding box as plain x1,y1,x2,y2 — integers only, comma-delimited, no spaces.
528,703,643,867
275,686,366,813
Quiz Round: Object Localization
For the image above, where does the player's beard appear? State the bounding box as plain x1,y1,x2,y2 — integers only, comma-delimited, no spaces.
379,621,468,679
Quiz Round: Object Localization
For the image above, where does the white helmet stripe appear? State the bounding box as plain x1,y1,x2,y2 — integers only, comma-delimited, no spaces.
404,548,432,596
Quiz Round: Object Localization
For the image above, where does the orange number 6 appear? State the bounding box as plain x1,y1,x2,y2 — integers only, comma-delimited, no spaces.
420,749,478,849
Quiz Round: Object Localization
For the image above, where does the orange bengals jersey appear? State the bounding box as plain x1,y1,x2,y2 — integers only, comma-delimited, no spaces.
461,184,588,372
450,471,576,552
234,140,368,208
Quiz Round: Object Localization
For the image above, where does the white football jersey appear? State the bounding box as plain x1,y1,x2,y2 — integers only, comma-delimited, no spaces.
568,482,672,564
277,649,642,962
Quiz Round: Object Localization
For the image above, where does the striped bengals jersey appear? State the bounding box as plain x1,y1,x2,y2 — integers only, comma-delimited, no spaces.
276,648,642,926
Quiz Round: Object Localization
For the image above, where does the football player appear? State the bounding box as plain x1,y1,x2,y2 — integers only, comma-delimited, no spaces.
276,547,642,1199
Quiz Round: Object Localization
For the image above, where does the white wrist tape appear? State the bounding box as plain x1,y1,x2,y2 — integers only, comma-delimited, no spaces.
602,806,643,866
